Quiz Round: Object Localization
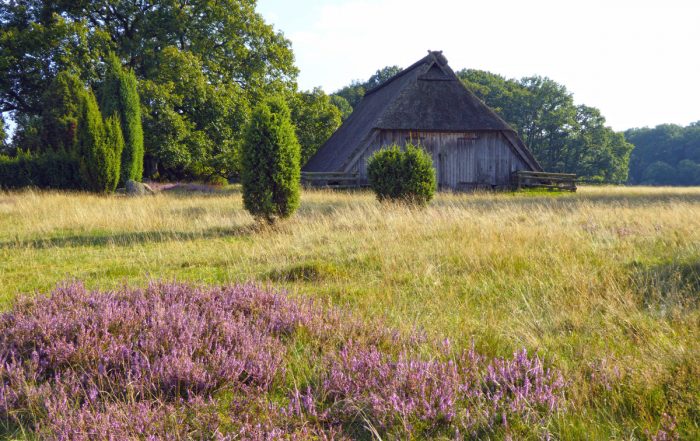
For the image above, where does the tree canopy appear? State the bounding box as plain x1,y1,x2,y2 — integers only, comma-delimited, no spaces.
3,0,694,188
289,88,342,165
1,0,297,181
333,66,402,109
457,69,633,183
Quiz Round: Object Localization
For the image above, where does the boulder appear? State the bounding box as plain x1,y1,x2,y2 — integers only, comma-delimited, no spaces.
125,180,155,196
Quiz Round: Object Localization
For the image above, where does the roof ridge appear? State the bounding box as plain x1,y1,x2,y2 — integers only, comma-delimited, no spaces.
364,50,442,97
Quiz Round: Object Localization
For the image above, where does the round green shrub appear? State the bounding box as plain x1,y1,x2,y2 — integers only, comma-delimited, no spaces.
241,96,301,223
367,143,436,205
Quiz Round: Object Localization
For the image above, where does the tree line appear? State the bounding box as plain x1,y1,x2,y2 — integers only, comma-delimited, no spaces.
625,123,700,185
331,67,636,184
0,0,340,185
1,1,697,187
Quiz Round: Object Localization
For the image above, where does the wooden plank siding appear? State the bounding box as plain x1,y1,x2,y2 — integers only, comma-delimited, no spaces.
348,129,528,190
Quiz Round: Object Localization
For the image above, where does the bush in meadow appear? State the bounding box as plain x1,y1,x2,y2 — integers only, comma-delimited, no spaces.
77,87,123,193
367,142,436,206
241,96,301,223
100,53,145,185
0,282,566,439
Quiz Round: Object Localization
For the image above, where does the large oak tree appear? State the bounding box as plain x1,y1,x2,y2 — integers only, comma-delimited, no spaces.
1,0,297,180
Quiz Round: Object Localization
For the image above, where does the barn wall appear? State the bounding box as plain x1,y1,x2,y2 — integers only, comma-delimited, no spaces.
349,130,529,190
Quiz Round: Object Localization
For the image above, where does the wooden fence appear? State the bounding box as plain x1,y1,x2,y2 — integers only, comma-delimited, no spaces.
300,172,364,189
302,170,577,192
511,171,577,192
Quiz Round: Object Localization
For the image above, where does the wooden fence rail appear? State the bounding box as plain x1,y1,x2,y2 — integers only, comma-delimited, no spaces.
511,171,577,192
302,170,576,192
301,171,364,189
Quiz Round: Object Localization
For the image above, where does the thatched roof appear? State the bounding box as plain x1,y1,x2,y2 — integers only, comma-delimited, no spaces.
304,51,540,172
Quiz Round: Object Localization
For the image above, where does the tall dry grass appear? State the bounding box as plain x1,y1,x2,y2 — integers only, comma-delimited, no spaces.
0,185,699,438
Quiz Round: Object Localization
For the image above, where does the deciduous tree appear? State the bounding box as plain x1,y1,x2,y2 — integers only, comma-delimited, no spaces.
290,88,342,165
1,0,297,180
456,69,633,183
626,122,700,185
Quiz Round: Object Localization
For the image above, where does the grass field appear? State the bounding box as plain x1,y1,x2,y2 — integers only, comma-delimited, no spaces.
1,186,699,439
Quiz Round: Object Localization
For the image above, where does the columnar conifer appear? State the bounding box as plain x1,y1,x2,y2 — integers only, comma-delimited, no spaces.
100,53,144,184
241,97,301,222
77,88,122,192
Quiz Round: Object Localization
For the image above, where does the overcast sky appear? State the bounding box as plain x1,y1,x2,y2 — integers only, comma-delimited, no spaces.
257,0,700,131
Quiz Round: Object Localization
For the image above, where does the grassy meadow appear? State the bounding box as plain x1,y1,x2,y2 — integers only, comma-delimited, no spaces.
0,186,699,439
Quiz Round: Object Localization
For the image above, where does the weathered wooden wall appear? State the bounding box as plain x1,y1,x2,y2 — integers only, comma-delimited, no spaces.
348,130,528,190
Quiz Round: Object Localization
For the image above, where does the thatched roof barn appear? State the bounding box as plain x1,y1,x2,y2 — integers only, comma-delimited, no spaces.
303,51,542,190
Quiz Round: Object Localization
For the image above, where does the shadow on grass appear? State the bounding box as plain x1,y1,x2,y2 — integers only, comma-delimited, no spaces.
264,260,346,283
0,226,253,250
431,190,700,210
159,184,242,198
630,257,700,310
0,420,27,441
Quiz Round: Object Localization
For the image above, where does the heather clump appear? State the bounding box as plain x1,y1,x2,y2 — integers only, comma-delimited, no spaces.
0,283,566,439
295,342,565,437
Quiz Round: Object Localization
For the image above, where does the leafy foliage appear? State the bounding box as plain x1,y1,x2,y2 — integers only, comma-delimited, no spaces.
1,70,126,193
241,96,301,222
0,3,99,115
289,87,342,165
0,117,5,151
100,53,144,185
626,122,700,185
38,72,86,153
139,46,250,181
457,69,634,183
329,95,353,121
367,143,436,205
1,0,297,181
332,65,402,109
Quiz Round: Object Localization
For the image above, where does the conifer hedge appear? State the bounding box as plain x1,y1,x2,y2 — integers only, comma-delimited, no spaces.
0,150,82,190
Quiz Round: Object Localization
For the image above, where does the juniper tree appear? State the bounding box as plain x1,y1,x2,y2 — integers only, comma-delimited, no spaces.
367,143,436,206
39,72,85,153
241,97,301,223
100,53,144,185
77,88,122,193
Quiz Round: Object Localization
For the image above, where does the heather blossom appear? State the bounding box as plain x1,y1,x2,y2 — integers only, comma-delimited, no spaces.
0,282,567,439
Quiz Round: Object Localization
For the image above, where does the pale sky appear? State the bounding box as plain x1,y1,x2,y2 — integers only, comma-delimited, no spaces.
257,0,700,131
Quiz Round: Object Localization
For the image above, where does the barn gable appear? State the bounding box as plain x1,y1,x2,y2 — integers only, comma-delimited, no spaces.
303,51,542,182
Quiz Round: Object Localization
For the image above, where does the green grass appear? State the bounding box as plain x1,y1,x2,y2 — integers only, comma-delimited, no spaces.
1,185,699,438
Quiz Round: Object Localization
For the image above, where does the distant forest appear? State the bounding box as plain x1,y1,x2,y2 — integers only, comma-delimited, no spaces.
0,1,697,186
625,123,700,185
